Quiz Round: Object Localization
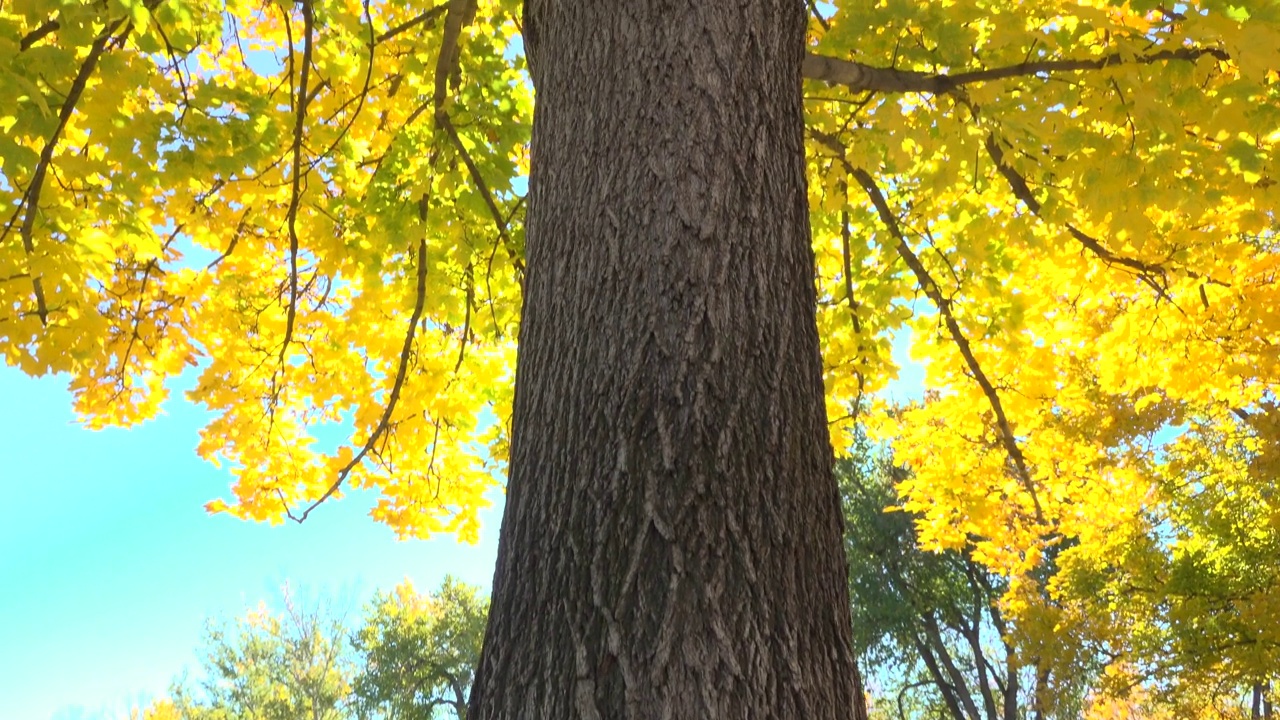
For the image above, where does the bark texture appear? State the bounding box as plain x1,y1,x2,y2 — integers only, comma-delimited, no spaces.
468,1,865,717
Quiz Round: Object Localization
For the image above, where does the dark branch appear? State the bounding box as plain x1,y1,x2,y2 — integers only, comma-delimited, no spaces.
438,114,525,277
982,134,1168,278
280,0,316,365
433,0,523,276
838,181,866,400
809,126,1048,522
454,262,474,374
19,17,61,51
432,0,478,112
1,14,135,324
807,0,831,33
287,224,434,524
284,0,484,523
376,3,449,44
980,132,1229,298
803,45,1228,94
850,165,1042,522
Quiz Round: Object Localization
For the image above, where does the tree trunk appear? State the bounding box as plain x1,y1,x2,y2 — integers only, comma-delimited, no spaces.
467,1,865,718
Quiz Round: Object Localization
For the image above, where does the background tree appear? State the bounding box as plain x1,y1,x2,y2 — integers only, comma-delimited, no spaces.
128,699,183,720
153,580,486,720
840,426,1091,720
352,578,487,720
1045,401,1280,716
171,589,355,720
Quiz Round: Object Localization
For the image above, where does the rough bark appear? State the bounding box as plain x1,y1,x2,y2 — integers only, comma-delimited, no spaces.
467,1,865,718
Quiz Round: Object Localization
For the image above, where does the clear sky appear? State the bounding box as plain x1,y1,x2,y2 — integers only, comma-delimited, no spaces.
0,367,505,720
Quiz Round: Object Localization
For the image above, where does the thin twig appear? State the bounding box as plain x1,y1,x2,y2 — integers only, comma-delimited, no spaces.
838,179,866,400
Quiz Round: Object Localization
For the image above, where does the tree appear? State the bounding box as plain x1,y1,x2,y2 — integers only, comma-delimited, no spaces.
463,2,863,716
1044,403,1280,715
840,431,1090,720
352,578,488,720
129,698,183,720
171,589,355,720
156,580,486,720
4,0,1279,717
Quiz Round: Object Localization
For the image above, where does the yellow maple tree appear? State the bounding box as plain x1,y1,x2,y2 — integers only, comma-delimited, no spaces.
3,0,1277,708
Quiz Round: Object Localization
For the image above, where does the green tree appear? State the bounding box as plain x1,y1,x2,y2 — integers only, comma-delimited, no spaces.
1048,403,1280,717
171,590,355,720
162,580,487,720
843,399,1280,719
840,434,1091,720
352,579,488,720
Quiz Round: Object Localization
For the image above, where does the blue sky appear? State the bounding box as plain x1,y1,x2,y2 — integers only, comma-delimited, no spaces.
0,368,505,720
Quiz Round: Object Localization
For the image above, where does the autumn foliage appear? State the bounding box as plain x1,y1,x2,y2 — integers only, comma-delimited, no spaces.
3,0,1278,714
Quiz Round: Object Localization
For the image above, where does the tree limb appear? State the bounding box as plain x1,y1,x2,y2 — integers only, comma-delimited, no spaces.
433,0,523,276
982,134,1167,278
1,12,141,324
802,45,1228,95
850,164,1044,522
811,128,1046,522
921,612,984,720
912,632,976,720
19,16,61,51
438,114,525,277
286,217,434,524
979,131,1229,295
284,0,493,523
433,0,478,112
376,3,449,44
280,0,316,366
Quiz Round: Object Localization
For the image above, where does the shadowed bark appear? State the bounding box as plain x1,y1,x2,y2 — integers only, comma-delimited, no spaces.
467,1,866,718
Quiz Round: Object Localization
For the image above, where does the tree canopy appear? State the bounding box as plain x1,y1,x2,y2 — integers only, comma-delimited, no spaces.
4,0,1278,714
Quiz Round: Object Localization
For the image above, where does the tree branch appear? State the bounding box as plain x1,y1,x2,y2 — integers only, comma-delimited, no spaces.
438,114,525,277
19,16,61,51
979,131,1229,298
849,164,1044,522
809,127,1047,522
837,180,867,401
283,0,489,523
432,0,523,276
807,0,831,32
286,218,434,524
912,632,975,720
433,0,478,112
921,612,983,720
376,3,449,44
280,0,315,365
982,134,1167,279
802,45,1228,95
1,13,137,324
